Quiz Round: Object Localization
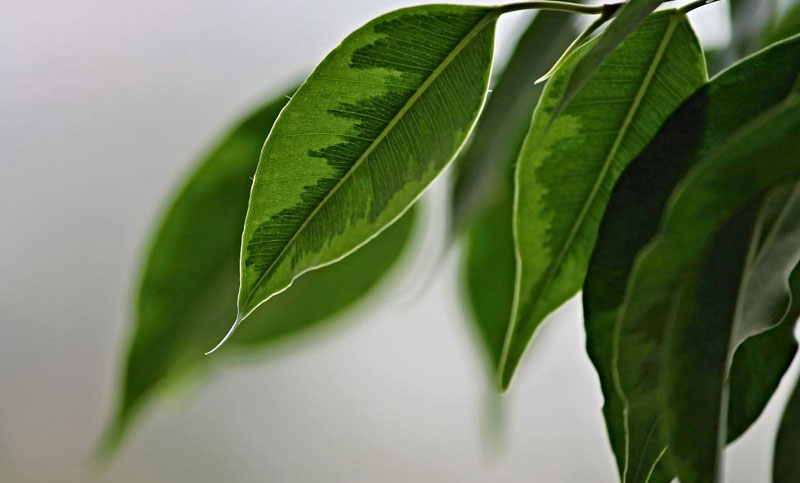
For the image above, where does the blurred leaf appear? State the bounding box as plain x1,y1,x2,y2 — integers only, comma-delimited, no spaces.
232,5,497,347
103,88,417,454
730,0,780,56
763,1,800,46
583,35,800,482
619,97,800,482
457,11,579,373
550,0,662,118
451,10,579,234
502,10,706,389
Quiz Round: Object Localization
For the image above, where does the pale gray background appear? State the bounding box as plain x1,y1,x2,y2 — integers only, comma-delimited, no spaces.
1,1,795,481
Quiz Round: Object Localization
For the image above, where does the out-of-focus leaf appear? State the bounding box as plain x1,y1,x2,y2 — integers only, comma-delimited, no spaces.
620,98,800,483
457,11,579,373
103,88,417,454
231,5,497,349
550,0,662,117
451,10,578,234
583,35,800,482
730,0,780,56
503,10,705,389
763,1,800,46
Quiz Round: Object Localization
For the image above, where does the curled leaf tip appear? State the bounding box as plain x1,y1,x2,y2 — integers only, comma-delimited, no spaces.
205,312,243,355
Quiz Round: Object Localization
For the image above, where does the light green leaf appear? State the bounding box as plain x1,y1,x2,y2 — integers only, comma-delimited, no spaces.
229,5,497,349
102,88,417,454
456,10,579,371
583,34,800,482
551,0,663,117
619,97,800,483
502,10,706,389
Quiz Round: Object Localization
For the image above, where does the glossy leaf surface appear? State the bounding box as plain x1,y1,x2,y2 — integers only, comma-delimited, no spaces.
458,10,578,372
504,10,706,388
234,5,497,345
583,35,800,482
106,90,416,452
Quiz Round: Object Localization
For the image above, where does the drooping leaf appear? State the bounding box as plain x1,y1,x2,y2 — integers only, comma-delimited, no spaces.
618,98,800,483
583,34,800,482
103,88,417,454
550,0,663,117
451,10,578,234
457,10,579,372
503,10,706,389
229,6,497,348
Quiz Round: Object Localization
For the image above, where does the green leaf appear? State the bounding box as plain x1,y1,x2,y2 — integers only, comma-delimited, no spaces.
763,0,800,46
619,98,800,483
583,35,800,482
775,325,800,482
451,10,578,234
102,89,417,454
727,267,799,442
730,0,780,56
551,0,663,117
229,5,497,349
456,10,579,371
502,10,706,389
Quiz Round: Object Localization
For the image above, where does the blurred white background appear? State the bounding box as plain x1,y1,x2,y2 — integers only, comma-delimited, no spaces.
1,1,795,481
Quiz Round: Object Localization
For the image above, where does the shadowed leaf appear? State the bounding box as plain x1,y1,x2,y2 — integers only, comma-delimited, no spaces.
503,10,706,389
583,35,800,482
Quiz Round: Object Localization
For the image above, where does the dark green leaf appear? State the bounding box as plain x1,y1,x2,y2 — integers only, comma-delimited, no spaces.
551,0,663,117
774,315,800,482
456,10,579,373
230,5,497,348
620,98,800,482
503,10,706,389
583,35,800,482
102,89,416,454
763,1,800,46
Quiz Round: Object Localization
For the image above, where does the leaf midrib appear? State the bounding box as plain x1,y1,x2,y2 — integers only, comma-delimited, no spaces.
242,10,498,314
502,15,683,374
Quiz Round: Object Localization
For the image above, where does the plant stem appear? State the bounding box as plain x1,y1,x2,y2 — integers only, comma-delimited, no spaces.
679,0,722,14
496,1,623,17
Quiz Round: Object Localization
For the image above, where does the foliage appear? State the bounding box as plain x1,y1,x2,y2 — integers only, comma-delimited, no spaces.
106,1,800,481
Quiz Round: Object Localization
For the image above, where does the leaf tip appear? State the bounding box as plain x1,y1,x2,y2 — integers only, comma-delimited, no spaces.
204,312,243,355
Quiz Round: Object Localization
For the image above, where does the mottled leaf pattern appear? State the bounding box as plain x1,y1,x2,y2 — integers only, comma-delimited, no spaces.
232,6,497,348
503,10,706,389
457,10,579,373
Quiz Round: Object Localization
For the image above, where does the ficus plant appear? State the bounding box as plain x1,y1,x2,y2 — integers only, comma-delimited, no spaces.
102,0,800,481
